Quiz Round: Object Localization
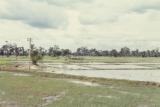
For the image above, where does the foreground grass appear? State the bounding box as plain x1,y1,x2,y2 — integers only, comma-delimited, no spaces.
0,71,160,107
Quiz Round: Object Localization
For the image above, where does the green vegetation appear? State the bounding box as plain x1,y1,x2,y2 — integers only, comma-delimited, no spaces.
0,71,160,107
1,56,160,63
0,58,12,65
0,56,160,106
0,56,28,61
30,49,43,65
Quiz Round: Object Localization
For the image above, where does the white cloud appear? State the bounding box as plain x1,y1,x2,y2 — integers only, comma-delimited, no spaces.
0,0,159,50
40,0,95,7
0,0,68,29
131,0,160,13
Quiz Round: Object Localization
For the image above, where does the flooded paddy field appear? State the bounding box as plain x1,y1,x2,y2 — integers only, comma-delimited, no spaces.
2,57,160,106
41,63,160,83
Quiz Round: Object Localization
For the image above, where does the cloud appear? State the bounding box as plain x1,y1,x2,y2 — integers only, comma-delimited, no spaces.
40,0,94,7
131,0,160,13
78,0,132,25
0,0,160,50
0,0,68,29
79,0,160,25
132,5,160,13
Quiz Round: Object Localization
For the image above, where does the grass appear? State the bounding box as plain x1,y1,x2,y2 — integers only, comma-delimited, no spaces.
0,57,12,65
1,56,160,63
0,71,160,107
41,56,160,63
1,56,160,106
74,56,160,63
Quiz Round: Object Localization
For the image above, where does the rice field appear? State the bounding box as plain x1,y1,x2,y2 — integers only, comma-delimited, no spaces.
0,71,160,107
1,56,160,107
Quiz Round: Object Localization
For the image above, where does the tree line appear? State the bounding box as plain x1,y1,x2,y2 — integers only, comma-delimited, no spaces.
0,42,160,57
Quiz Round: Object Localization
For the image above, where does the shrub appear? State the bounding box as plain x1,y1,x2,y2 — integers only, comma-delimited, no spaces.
30,49,43,65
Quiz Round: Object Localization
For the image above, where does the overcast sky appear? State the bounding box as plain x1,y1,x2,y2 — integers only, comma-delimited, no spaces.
0,0,160,50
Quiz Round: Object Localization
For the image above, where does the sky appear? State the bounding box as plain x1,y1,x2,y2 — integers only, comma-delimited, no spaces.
0,0,160,51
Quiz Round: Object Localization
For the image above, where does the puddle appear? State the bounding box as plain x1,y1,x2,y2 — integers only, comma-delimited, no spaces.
69,80,100,87
17,64,40,70
31,65,40,70
52,64,92,70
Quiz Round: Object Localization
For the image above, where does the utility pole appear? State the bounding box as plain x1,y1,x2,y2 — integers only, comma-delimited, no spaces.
27,38,32,71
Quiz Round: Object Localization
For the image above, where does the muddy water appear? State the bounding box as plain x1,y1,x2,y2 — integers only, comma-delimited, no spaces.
43,63,154,70
54,69,160,83
47,63,160,83
86,64,152,69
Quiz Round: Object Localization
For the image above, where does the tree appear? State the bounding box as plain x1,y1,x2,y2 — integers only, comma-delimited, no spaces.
30,44,43,65
76,47,89,56
120,47,130,56
110,49,118,57
89,48,99,56
131,49,139,57
101,50,109,56
61,49,71,56
48,45,61,56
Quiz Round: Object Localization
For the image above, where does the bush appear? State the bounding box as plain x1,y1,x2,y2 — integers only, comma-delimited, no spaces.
30,49,43,65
